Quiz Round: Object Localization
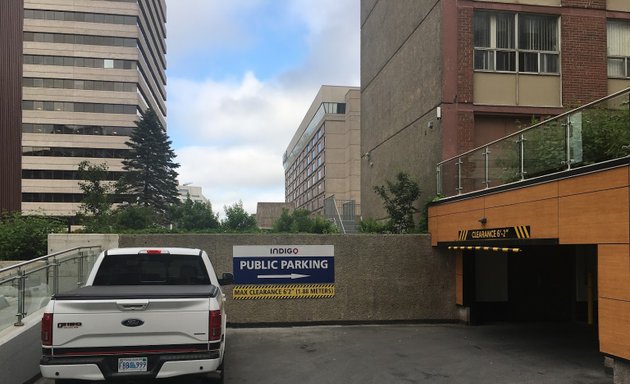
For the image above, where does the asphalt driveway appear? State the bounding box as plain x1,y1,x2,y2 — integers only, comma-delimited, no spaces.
37,322,611,384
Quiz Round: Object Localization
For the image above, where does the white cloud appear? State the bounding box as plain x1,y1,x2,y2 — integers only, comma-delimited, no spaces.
166,0,262,58
169,72,311,148
176,145,285,215
166,0,360,215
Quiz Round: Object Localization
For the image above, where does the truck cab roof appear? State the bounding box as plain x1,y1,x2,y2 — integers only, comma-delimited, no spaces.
105,247,203,256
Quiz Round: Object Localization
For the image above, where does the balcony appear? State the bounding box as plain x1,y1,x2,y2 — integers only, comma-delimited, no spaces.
437,87,630,199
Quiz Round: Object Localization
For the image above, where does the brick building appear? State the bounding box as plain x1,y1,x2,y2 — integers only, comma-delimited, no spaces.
360,0,630,219
362,0,630,379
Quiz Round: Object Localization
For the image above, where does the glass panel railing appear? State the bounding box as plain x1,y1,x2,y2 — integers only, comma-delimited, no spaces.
522,118,567,179
0,246,101,332
439,158,461,197
437,87,630,198
488,136,521,188
24,267,51,316
571,93,630,168
0,276,19,331
460,149,487,194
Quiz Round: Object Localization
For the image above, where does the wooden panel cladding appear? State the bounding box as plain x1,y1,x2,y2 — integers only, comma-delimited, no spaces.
599,298,630,361
558,167,629,197
0,0,23,214
435,210,485,244
598,245,630,302
428,166,630,244
429,216,439,246
432,197,484,217
484,182,558,209
559,187,629,244
484,199,559,239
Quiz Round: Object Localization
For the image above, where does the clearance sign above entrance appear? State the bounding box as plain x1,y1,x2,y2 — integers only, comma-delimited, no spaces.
458,226,531,241
232,245,335,300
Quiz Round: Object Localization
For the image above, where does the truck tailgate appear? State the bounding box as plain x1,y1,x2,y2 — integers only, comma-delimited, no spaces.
51,286,218,351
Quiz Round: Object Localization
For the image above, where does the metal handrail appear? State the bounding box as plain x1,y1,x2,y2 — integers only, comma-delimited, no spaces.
437,86,630,166
0,246,99,275
437,87,630,197
0,246,101,327
332,196,347,234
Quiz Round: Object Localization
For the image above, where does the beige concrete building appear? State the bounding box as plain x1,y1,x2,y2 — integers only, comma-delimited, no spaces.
283,86,361,222
20,0,167,220
255,202,295,230
177,184,209,204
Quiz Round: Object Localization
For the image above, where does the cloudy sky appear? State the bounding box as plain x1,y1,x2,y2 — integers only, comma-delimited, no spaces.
165,0,360,215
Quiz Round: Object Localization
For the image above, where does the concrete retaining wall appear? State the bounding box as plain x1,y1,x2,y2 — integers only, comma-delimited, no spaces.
119,234,458,324
3,233,455,384
0,308,44,384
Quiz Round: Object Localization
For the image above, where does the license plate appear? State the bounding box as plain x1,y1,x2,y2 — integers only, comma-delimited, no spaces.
118,357,148,372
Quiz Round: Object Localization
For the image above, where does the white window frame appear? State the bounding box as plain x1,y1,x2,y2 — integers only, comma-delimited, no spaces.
607,20,630,79
474,11,560,75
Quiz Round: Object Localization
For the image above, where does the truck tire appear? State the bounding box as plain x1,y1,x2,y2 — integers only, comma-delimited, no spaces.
208,359,225,384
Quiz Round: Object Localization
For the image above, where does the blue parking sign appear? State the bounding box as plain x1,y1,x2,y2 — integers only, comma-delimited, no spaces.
233,245,334,285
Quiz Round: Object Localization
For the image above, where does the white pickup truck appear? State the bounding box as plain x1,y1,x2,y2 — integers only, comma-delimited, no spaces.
40,247,233,383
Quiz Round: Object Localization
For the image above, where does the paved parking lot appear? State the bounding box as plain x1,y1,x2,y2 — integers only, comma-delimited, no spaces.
38,323,611,384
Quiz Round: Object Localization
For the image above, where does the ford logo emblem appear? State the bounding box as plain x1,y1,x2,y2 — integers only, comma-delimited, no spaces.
121,319,144,327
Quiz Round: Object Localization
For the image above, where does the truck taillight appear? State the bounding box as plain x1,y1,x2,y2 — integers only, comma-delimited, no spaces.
42,313,53,346
209,310,222,341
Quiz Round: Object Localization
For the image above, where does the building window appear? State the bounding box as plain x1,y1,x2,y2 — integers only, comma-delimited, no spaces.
608,20,630,78
24,9,136,25
23,77,135,92
22,146,130,159
24,32,136,48
23,100,137,114
23,169,124,181
23,123,133,136
474,12,559,74
24,54,136,70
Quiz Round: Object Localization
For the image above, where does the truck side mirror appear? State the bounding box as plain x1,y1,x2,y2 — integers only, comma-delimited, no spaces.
218,273,234,286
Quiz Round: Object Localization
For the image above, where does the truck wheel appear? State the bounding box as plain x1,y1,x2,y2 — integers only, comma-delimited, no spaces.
208,359,225,384
217,358,225,384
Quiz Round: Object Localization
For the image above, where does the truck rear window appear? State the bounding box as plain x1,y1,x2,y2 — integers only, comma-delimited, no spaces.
92,254,211,286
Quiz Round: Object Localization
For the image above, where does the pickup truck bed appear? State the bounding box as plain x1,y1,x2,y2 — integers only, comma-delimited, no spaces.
52,285,220,300
40,247,230,383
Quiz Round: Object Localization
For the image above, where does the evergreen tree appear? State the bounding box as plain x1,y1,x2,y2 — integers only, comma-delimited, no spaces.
117,108,180,220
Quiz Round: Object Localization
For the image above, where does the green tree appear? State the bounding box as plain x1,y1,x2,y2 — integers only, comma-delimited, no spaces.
271,208,337,233
77,161,113,231
373,172,421,233
310,215,338,234
112,205,158,231
358,218,390,234
221,201,257,232
0,212,65,260
171,197,220,231
272,208,293,232
117,107,180,221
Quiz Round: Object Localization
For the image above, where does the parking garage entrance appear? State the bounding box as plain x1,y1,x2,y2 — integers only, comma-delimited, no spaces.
458,244,598,327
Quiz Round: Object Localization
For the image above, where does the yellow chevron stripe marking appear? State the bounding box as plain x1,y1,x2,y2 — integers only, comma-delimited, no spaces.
447,246,522,253
232,284,335,300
